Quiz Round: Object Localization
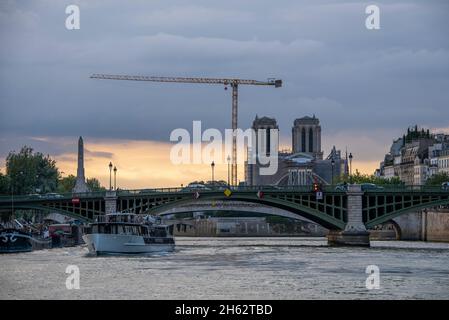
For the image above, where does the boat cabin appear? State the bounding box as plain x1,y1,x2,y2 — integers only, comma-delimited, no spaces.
84,213,174,239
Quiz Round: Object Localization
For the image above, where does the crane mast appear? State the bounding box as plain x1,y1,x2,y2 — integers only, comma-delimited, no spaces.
90,74,282,186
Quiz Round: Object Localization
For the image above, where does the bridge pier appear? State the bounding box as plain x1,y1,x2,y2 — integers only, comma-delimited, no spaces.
327,185,370,247
104,191,117,214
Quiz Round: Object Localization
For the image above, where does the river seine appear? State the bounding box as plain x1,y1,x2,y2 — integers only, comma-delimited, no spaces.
1,237,449,299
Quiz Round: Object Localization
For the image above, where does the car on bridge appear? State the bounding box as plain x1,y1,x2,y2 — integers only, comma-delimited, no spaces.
42,193,64,199
361,183,385,191
259,185,283,190
182,183,211,192
27,193,43,199
334,182,349,191
335,183,384,192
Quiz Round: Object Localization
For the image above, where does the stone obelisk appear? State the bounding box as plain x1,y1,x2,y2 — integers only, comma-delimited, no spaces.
73,136,90,193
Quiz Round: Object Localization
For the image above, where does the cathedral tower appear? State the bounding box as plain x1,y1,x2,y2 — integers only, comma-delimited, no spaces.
292,115,323,159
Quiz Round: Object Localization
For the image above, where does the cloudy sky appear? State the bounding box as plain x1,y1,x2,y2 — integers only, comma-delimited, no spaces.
1,0,448,188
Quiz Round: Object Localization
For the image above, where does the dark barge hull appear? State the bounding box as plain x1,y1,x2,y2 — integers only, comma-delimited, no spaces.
0,229,33,253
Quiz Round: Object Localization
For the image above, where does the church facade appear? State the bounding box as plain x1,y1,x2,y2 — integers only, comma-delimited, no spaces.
245,115,348,186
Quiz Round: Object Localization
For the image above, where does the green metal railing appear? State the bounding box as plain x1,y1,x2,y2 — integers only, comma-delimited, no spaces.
0,184,447,201
363,185,449,193
0,191,107,202
119,185,351,194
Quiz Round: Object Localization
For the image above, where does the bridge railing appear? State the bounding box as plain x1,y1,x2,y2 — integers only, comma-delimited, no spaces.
1,184,447,201
0,190,107,202
116,185,340,195
363,185,449,193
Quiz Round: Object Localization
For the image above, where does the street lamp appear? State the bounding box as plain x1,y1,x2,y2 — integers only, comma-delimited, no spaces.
108,162,113,190
349,153,353,183
227,155,231,187
331,158,335,186
211,161,215,186
113,166,117,190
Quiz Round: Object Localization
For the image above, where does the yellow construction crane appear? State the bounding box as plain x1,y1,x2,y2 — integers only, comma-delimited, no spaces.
90,74,282,186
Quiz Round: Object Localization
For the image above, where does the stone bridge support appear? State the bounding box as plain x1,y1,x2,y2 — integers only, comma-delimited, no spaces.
104,191,117,214
327,184,370,247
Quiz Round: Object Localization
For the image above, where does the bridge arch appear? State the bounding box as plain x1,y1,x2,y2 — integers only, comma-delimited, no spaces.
364,198,449,229
2,204,90,223
152,199,318,222
145,193,346,230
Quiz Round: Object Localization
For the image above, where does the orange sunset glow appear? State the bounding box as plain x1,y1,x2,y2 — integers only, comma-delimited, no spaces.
45,138,378,189
0,136,381,189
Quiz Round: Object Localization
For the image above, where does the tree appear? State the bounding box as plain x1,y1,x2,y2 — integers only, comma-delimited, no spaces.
57,175,76,193
205,180,228,186
86,178,105,191
0,172,10,195
426,173,449,186
6,146,59,194
336,170,404,186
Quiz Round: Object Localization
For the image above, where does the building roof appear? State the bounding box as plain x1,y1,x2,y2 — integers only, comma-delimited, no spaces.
293,115,320,126
252,115,278,128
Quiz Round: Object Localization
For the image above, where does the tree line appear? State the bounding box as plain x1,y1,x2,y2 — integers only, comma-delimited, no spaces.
335,169,449,186
0,146,105,195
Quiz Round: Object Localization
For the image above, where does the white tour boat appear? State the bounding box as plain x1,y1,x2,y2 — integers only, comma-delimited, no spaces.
82,213,175,255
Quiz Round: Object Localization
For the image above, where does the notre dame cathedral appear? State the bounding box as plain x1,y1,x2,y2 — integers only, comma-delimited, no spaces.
245,115,348,186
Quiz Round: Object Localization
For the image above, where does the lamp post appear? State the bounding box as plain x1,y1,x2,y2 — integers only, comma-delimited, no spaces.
108,162,113,190
349,153,353,183
113,166,117,190
211,161,215,186
331,158,335,186
227,155,231,187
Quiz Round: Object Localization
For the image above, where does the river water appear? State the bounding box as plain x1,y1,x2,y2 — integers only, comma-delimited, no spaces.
1,237,449,299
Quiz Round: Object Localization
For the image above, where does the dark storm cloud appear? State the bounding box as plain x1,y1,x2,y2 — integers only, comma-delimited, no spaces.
0,0,448,157
0,135,74,159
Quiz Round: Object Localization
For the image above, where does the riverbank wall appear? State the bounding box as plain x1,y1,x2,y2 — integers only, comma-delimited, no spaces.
394,208,449,242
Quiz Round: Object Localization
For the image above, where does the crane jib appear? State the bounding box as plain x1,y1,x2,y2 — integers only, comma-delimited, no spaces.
90,74,282,87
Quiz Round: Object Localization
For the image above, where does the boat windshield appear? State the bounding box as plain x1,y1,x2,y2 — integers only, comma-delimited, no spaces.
96,213,142,224
89,224,149,235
